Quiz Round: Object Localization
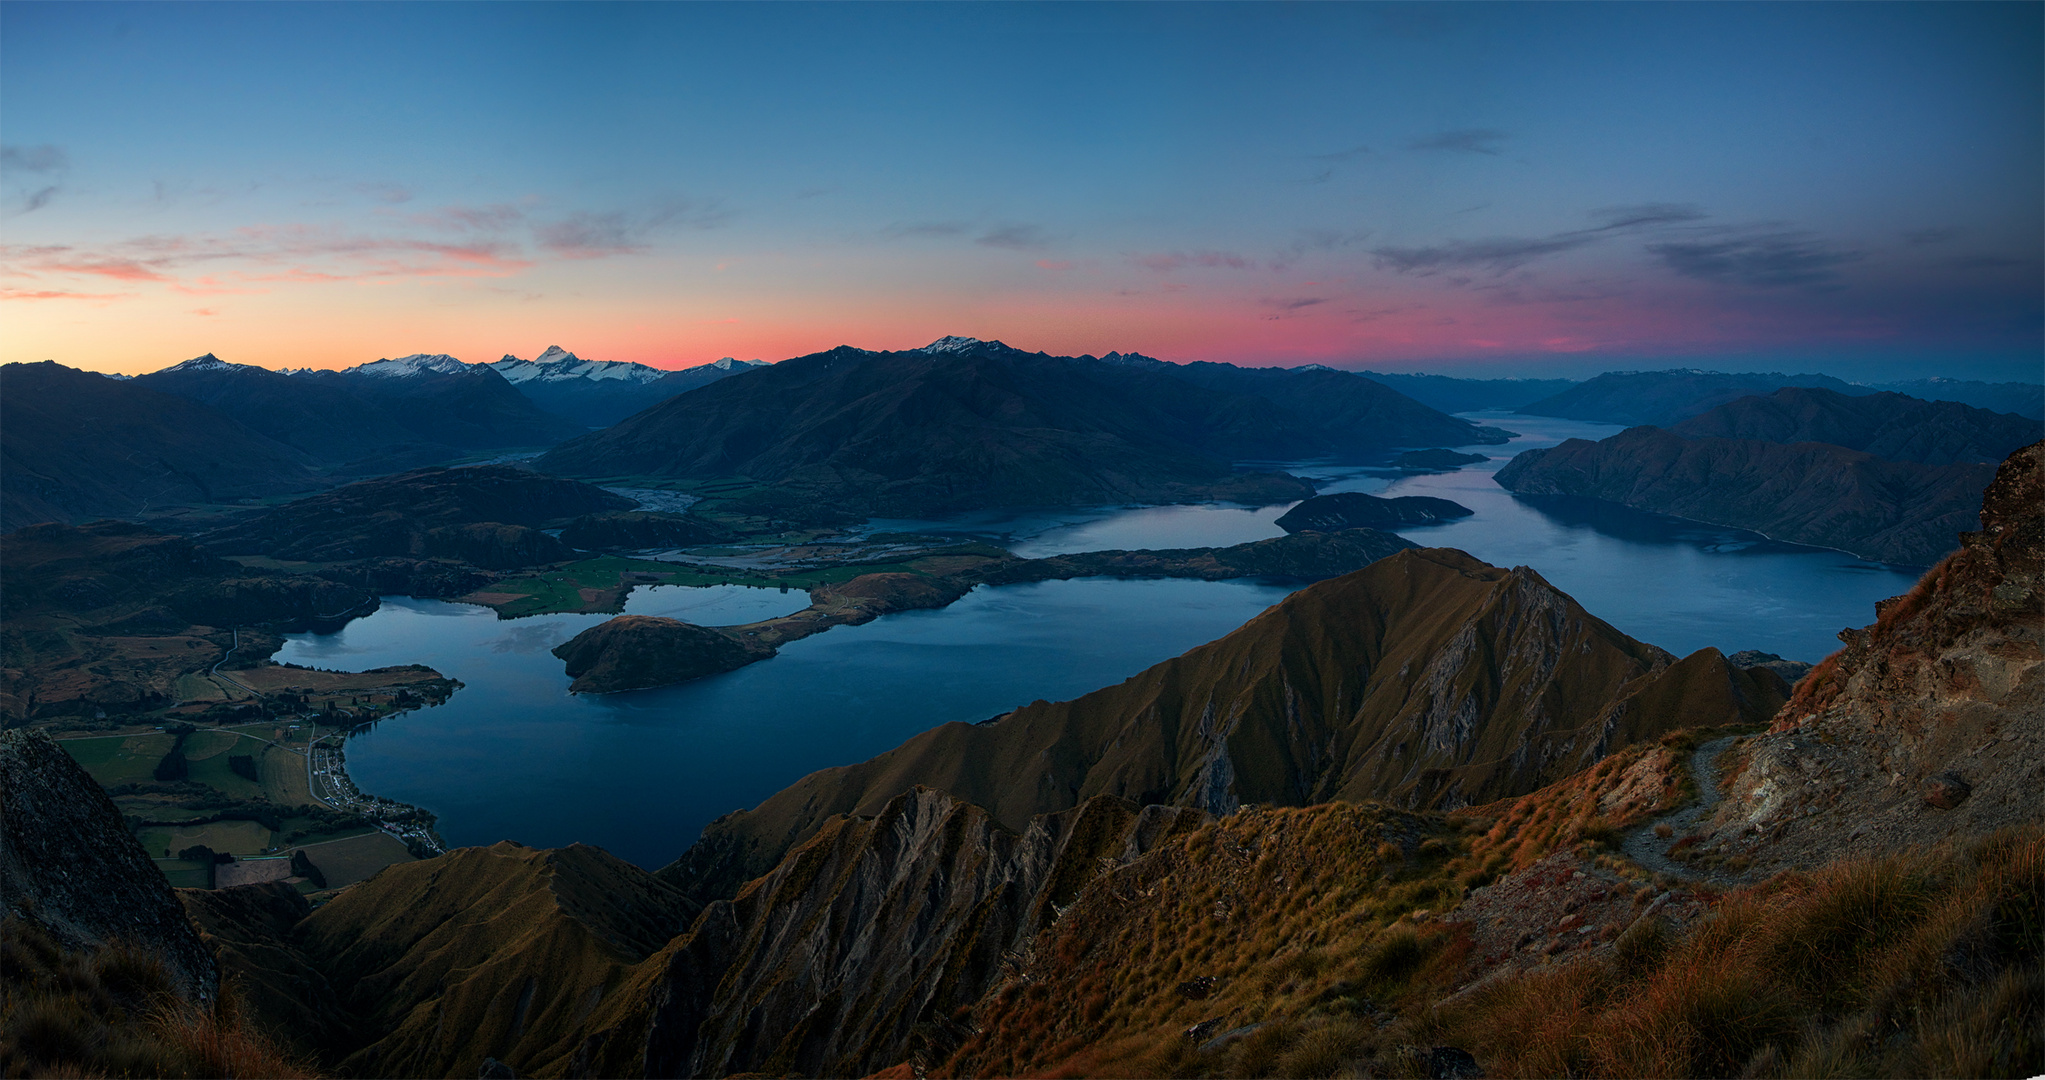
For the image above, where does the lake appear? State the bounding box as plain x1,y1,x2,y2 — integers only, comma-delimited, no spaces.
282,412,1925,867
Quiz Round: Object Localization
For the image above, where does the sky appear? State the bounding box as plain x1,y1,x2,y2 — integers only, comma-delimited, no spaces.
3,2,2040,381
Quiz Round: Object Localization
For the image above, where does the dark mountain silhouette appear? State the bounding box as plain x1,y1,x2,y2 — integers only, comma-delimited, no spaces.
533,340,1507,519
0,361,322,529
1355,369,1579,413
134,354,459,475
291,354,585,450
1519,369,1867,427
200,465,632,566
1669,386,2041,465
1494,426,1997,565
1871,377,2043,420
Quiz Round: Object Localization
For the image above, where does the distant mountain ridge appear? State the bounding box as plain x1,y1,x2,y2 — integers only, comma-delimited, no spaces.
489,348,770,426
1516,367,2045,426
1494,426,1997,565
2,361,323,529
533,337,1508,520
1671,386,2041,465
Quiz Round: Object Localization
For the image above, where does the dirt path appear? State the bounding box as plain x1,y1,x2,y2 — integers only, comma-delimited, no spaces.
1621,735,1739,881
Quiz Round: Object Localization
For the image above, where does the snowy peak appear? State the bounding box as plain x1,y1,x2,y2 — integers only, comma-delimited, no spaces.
491,347,670,385
1098,350,1167,368
155,353,246,375
706,357,769,372
917,335,1007,354
343,353,476,378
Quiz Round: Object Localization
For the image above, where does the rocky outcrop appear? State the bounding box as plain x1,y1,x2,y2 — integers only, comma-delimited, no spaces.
1274,492,1474,533
1693,441,2043,875
1727,649,1814,685
179,882,355,1058
1669,386,2040,465
558,510,731,552
1494,426,1996,565
663,548,1786,905
0,728,217,1005
552,615,770,693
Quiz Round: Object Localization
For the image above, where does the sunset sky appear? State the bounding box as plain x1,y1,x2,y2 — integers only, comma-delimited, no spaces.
4,2,2039,380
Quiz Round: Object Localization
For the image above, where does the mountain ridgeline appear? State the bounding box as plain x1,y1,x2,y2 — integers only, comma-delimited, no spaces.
490,346,769,427
533,338,1511,520
661,547,1788,904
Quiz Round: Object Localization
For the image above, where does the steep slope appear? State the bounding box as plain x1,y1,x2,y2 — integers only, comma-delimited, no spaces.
200,465,633,566
287,841,695,1079
534,344,1315,519
1670,386,2041,465
1494,426,1996,565
492,348,768,427
1694,440,2043,875
0,728,217,1005
664,548,1786,903
1518,369,1865,427
293,355,585,449
134,353,459,475
557,790,1210,1080
0,361,322,528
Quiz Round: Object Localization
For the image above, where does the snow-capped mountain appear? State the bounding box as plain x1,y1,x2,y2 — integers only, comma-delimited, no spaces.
491,346,670,386
153,353,249,375
916,335,1005,354
340,353,477,379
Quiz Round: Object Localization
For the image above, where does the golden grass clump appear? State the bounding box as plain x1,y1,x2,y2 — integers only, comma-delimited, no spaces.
0,918,313,1079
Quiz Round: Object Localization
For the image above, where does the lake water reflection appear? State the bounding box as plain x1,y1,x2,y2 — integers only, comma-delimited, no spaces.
293,411,1927,867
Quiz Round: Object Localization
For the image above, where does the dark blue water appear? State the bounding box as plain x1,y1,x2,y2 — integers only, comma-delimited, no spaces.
287,412,1926,868
277,578,1301,868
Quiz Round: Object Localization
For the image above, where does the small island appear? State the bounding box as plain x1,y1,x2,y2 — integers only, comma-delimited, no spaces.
1275,492,1474,533
551,615,772,694
1394,448,1489,469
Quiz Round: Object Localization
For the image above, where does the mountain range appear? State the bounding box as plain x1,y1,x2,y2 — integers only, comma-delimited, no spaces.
1668,385,2041,465
533,337,1509,520
489,347,769,427
1517,368,2045,426
0,361,324,530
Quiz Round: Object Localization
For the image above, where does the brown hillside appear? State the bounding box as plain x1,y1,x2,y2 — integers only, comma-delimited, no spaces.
288,841,693,1079
663,548,1786,904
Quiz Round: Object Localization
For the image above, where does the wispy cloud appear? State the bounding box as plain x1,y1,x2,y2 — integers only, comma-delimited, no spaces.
1270,229,1370,271
1647,232,1860,288
1373,235,1593,275
1260,296,1328,315
976,224,1052,250
1132,249,1256,273
1406,128,1508,155
355,182,414,205
0,286,135,303
1902,226,1961,246
2,143,68,213
882,221,971,239
535,198,731,259
1582,203,1706,233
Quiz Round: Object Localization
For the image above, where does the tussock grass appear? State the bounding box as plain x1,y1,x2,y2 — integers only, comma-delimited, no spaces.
0,918,312,1078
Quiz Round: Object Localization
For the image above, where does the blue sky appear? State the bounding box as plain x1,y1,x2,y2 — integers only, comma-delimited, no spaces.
3,2,2039,380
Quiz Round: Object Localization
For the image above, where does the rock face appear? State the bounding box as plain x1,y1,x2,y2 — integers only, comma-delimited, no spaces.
552,615,769,693
0,729,217,1004
1395,448,1490,469
1274,492,1474,533
1,360,323,528
663,548,1787,905
1494,426,1996,566
1727,649,1814,685
1695,441,2044,874
201,465,633,564
575,789,1208,1080
1669,386,2041,465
